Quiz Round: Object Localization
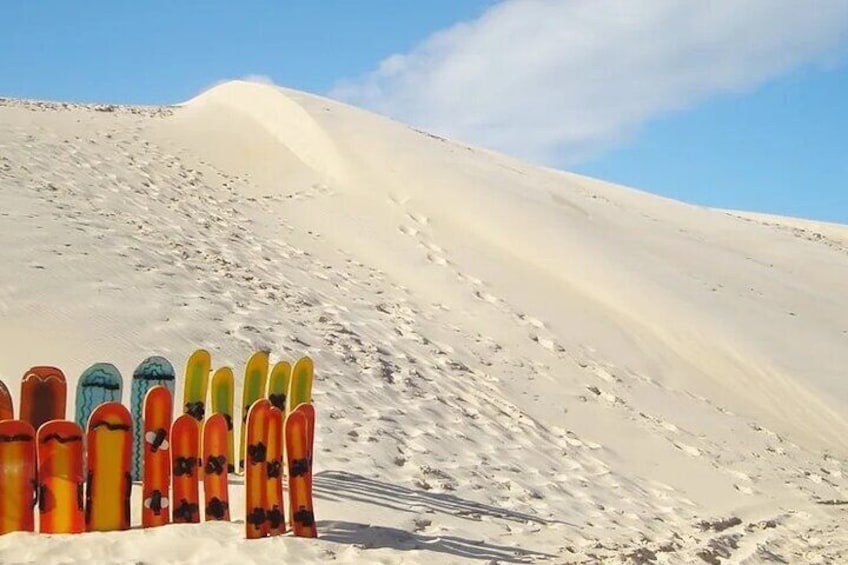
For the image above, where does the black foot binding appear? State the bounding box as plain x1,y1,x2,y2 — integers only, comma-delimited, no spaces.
266,459,282,479
206,497,228,520
293,507,315,527
185,401,205,421
268,393,286,410
146,489,165,515
247,442,267,464
173,499,199,522
173,456,196,477
247,507,266,528
289,457,309,477
266,506,284,530
205,455,227,476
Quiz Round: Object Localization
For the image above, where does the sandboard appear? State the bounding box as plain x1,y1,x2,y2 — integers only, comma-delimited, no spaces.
75,363,122,431
85,402,132,532
20,366,67,431
142,386,172,527
130,356,176,481
37,420,85,534
265,406,285,536
0,420,36,534
245,399,270,539
171,414,200,524
202,413,230,521
286,405,317,538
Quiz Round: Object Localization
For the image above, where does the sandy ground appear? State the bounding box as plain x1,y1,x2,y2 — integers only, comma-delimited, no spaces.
0,81,846,563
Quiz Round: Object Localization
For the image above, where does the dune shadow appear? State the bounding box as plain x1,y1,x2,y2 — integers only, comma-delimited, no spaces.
317,519,555,563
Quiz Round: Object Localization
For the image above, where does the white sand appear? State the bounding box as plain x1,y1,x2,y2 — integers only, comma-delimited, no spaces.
0,80,846,563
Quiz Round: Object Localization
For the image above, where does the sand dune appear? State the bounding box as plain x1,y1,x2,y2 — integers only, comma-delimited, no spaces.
0,81,846,563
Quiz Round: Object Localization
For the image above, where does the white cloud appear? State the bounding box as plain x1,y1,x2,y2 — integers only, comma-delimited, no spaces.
331,0,848,165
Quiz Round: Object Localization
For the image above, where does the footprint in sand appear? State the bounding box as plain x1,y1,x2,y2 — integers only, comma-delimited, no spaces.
426,253,448,266
407,212,429,226
473,289,499,304
673,442,702,457
398,225,418,237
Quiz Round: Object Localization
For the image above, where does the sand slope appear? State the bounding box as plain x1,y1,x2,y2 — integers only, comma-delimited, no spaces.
0,81,846,563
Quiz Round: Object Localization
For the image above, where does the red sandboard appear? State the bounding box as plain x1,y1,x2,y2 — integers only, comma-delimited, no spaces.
203,413,230,521
245,399,270,539
171,414,200,524
286,406,316,538
265,407,285,535
20,367,67,431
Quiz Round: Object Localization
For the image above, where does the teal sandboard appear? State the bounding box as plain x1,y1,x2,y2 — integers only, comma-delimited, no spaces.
75,363,123,431
130,356,176,481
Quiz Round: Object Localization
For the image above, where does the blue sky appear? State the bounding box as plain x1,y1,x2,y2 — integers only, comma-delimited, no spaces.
2,1,847,223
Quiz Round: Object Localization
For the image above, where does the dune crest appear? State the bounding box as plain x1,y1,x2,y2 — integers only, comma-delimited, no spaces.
181,80,347,185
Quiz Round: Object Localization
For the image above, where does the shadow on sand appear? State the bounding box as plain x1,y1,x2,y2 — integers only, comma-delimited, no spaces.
313,470,564,563
317,520,556,563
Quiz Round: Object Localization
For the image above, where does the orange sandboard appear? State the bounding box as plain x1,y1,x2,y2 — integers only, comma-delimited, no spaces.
0,380,13,421
86,402,132,532
288,402,316,520
293,403,316,490
37,420,85,534
171,414,200,524
245,399,270,539
286,406,316,537
142,386,172,527
0,420,36,534
265,407,285,535
20,367,67,431
203,414,229,521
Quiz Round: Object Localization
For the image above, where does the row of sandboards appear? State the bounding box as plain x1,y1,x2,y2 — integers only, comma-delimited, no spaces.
0,350,316,538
